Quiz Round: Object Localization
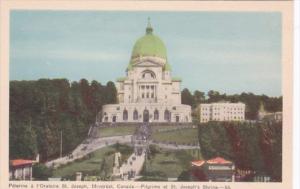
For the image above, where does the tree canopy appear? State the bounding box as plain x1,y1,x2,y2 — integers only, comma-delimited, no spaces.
10,79,117,162
181,90,282,120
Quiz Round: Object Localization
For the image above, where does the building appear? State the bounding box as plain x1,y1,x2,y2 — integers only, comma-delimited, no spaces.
191,157,235,182
258,103,282,122
101,20,191,123
199,102,245,123
9,159,35,180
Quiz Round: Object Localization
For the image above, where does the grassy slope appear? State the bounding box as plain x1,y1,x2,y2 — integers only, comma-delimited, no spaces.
151,128,199,144
145,148,202,178
52,144,134,179
53,147,115,178
98,126,136,137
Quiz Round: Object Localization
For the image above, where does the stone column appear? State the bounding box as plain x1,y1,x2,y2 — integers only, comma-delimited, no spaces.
30,166,32,181
22,167,25,180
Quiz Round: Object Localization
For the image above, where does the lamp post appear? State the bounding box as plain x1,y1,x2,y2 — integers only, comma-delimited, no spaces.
60,130,63,158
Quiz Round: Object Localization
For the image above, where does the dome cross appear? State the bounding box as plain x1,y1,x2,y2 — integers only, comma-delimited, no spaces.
146,17,153,34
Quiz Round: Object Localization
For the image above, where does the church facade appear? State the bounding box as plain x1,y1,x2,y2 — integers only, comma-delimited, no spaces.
101,21,191,123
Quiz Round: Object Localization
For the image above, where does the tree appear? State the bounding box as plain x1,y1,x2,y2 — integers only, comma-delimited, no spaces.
181,88,194,107
105,81,117,104
193,90,205,106
32,163,53,180
9,79,118,161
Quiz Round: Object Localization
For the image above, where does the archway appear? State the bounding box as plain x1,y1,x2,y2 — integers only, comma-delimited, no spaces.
123,109,128,121
143,109,149,122
112,116,117,122
154,109,159,120
133,109,138,120
164,109,171,122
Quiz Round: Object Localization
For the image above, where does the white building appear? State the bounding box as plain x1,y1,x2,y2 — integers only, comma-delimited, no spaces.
199,102,245,123
101,20,191,123
258,103,282,122
9,159,35,180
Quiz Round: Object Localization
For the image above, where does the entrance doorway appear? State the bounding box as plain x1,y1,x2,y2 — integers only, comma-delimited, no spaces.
176,116,180,122
143,109,149,122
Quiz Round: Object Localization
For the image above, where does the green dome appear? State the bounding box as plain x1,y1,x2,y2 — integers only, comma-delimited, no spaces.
128,19,170,71
131,33,167,60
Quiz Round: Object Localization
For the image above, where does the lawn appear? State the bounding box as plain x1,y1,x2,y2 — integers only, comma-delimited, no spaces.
151,128,199,145
97,126,136,137
150,125,194,133
142,147,202,179
52,144,134,179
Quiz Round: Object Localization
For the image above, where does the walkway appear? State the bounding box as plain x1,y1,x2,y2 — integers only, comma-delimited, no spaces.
149,141,200,150
45,135,132,168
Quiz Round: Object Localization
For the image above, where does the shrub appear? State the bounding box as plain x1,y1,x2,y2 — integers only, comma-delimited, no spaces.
33,163,53,180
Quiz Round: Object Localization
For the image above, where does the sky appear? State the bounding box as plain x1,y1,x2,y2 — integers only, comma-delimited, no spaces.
10,11,282,96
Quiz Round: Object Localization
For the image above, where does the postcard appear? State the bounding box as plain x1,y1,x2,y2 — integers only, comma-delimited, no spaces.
0,1,294,189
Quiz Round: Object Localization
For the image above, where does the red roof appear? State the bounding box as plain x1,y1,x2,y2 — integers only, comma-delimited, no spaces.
206,157,232,164
191,157,232,167
10,159,34,167
191,160,205,167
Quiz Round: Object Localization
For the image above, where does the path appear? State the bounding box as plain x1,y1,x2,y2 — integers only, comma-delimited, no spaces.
45,135,132,168
149,141,200,150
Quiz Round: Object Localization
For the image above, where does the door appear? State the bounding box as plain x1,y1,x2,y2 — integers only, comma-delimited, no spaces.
143,109,149,122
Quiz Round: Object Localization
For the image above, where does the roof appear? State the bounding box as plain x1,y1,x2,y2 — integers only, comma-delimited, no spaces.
128,20,170,71
164,62,172,71
206,157,232,164
10,159,34,167
131,33,167,60
172,77,182,82
191,157,232,167
191,160,205,167
116,77,127,82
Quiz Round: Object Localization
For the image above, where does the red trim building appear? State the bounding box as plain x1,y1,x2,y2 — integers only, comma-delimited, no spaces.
191,157,235,182
9,159,35,180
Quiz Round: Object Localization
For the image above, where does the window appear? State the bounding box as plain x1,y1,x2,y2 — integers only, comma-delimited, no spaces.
154,109,159,120
142,93,144,98
123,109,128,121
133,109,138,120
146,93,149,98
164,109,171,121
151,93,154,98
176,116,179,122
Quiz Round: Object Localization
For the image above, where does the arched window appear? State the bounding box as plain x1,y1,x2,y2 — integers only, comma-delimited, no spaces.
154,109,159,120
133,109,138,120
141,70,156,79
164,109,171,121
123,109,128,121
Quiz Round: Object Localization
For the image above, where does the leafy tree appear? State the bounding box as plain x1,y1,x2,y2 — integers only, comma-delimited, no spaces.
32,163,53,180
198,121,282,181
9,79,117,161
177,170,191,181
181,88,194,107
193,90,205,106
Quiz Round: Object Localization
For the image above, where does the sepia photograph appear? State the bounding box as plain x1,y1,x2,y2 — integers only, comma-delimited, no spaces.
0,1,294,189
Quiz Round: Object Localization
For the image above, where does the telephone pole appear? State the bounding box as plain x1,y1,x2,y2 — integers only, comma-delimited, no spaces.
60,130,63,158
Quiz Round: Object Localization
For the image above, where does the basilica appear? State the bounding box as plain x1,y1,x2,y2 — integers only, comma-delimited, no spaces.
101,20,191,123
